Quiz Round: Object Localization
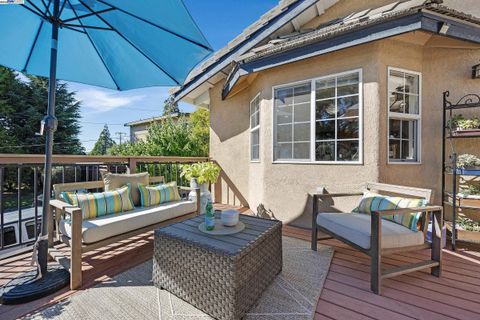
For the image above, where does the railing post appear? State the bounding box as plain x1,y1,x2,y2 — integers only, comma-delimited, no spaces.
128,158,137,174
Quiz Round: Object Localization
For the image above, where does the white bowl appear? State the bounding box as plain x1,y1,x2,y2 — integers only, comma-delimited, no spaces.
221,209,239,227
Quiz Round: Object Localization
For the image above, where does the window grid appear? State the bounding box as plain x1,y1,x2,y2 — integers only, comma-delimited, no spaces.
273,69,362,163
387,67,421,163
250,94,260,161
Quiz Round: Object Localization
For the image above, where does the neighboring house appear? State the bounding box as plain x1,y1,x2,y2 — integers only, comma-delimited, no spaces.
125,113,189,142
172,0,480,228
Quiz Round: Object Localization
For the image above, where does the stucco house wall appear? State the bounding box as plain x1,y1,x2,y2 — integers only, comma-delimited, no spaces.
210,32,479,228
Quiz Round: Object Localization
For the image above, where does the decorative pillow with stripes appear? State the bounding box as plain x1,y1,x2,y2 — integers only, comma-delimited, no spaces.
353,192,427,231
138,182,181,207
60,184,135,220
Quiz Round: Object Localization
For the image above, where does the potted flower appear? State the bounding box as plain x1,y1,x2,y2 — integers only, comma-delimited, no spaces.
452,217,480,242
448,114,480,136
459,184,480,208
181,162,221,214
456,154,480,175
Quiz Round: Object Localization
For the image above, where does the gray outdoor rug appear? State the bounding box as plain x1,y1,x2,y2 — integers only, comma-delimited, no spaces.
27,237,333,320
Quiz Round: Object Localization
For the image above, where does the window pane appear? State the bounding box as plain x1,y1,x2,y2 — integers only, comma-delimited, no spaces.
277,124,292,142
337,73,359,96
251,145,259,160
389,139,401,159
251,130,259,145
294,123,310,141
316,99,335,120
294,83,311,104
275,88,293,106
276,143,292,159
337,140,359,161
405,94,419,114
315,77,335,99
389,91,404,113
294,103,310,122
389,119,401,138
316,141,335,161
316,120,335,140
294,142,310,159
389,69,404,93
337,96,359,117
337,118,359,139
276,105,292,124
405,73,419,95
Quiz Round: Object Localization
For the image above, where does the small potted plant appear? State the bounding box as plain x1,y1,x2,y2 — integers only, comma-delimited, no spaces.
459,184,480,208
181,162,221,214
454,217,480,242
456,154,480,175
448,114,480,136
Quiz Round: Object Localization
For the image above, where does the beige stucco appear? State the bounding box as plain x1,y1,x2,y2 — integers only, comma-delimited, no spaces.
209,29,480,228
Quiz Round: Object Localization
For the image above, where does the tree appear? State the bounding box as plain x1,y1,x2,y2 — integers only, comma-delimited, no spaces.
162,95,180,116
190,108,209,156
90,124,116,155
0,66,84,154
108,108,210,157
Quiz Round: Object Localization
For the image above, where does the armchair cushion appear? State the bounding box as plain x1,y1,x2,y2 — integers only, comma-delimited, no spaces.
317,212,424,250
103,172,149,206
353,192,427,231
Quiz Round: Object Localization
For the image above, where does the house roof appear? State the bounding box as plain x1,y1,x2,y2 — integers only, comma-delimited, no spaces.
171,0,340,103
242,0,480,62
124,112,189,127
222,0,480,98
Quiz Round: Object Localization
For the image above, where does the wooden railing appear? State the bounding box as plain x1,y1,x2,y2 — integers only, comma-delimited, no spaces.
0,154,208,257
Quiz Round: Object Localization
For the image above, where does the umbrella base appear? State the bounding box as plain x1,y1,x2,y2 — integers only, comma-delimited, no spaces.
0,264,69,305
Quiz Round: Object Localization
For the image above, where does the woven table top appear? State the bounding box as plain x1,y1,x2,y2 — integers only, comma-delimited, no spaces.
155,214,281,257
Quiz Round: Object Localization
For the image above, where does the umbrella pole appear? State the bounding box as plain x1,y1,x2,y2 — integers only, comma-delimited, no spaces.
37,0,60,277
0,0,69,305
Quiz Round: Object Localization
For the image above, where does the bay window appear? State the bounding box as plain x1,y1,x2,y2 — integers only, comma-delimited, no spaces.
388,68,421,163
273,69,362,163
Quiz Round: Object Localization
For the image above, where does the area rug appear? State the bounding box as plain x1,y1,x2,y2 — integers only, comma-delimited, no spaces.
27,237,333,320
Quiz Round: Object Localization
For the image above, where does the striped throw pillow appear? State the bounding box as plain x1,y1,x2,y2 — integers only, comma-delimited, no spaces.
60,184,135,220
138,182,181,207
353,192,427,231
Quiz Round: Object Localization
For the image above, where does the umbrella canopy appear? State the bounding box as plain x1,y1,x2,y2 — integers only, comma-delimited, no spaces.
0,0,212,303
0,0,212,89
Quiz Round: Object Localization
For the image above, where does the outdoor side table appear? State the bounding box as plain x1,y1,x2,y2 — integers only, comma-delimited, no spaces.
152,214,282,320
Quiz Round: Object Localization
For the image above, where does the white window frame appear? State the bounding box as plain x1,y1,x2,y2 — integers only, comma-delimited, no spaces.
387,67,422,164
272,68,363,164
250,92,261,162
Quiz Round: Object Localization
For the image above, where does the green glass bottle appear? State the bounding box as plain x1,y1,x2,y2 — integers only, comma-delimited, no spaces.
205,200,214,231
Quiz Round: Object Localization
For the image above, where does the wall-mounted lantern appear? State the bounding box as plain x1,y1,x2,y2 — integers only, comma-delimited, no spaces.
473,63,480,79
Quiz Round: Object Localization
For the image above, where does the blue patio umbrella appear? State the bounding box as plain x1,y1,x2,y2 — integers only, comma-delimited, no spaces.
0,0,211,304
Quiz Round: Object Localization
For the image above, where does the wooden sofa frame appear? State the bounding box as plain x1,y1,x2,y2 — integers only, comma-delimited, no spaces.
48,176,200,290
311,182,443,294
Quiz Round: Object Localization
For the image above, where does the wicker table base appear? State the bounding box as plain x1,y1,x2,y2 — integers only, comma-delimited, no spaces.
153,214,282,320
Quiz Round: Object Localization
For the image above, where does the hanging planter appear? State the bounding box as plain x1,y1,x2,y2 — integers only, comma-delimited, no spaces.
448,115,480,137
447,218,480,243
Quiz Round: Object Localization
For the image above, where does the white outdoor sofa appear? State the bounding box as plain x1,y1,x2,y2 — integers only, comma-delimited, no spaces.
48,175,200,289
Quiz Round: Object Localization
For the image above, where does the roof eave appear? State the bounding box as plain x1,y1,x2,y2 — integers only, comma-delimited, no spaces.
222,10,480,99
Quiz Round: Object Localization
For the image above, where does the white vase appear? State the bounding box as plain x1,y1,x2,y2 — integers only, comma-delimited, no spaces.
188,180,211,214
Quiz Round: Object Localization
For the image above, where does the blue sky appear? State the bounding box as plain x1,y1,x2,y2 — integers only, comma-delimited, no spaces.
70,0,278,152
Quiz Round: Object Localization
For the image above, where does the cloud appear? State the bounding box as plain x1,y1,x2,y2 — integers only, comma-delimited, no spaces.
75,88,145,113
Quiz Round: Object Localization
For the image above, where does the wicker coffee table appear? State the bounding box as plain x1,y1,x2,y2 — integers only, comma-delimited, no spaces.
152,214,282,320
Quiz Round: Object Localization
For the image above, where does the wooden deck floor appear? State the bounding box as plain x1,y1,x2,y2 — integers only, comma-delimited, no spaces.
1,205,480,320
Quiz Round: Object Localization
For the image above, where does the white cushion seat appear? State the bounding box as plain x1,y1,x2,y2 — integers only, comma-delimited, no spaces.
59,200,196,244
316,212,424,250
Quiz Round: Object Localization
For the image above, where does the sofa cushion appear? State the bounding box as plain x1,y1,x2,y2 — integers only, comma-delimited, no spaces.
138,182,180,207
60,185,134,220
317,212,424,250
103,172,149,206
353,192,427,231
59,200,196,244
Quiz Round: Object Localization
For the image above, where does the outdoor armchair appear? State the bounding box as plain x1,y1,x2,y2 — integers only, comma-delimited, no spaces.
311,182,443,294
